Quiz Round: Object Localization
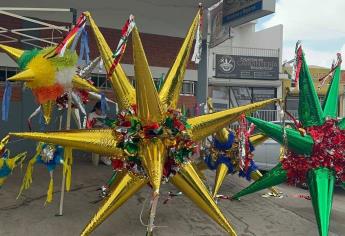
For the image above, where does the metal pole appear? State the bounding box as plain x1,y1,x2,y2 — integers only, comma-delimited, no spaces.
0,7,71,12
57,88,72,216
0,10,69,31
70,8,77,25
57,10,75,215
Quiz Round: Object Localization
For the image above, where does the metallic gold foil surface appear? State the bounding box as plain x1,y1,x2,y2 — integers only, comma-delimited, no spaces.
0,44,24,61
171,162,237,235
249,133,269,147
41,100,55,124
192,161,207,181
132,27,163,124
138,139,166,193
0,152,26,187
7,68,34,82
159,11,200,109
84,12,135,110
10,129,121,156
0,135,10,150
72,75,99,93
212,163,229,198
187,99,279,141
80,171,148,236
215,128,230,144
206,97,230,144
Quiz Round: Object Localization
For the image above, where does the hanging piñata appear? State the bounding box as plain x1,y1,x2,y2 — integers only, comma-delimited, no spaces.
0,13,98,125
198,98,280,198
0,135,26,188
17,142,68,205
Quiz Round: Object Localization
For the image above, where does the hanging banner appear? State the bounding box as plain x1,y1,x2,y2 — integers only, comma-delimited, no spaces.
209,1,229,48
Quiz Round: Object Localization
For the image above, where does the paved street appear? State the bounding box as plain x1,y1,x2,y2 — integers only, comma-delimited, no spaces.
0,155,344,236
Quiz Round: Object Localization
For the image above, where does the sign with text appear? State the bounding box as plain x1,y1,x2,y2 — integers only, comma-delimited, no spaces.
222,0,275,26
215,54,279,80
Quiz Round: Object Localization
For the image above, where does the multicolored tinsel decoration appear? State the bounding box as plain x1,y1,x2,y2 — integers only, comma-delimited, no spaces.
283,119,345,184
237,115,256,174
107,14,135,77
108,107,196,178
233,46,344,236
0,135,27,188
17,143,67,204
199,98,279,198
202,127,277,198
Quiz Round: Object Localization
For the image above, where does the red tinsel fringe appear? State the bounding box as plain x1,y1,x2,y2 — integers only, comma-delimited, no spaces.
282,119,345,184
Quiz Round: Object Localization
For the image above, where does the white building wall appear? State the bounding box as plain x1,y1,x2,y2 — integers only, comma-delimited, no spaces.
208,21,284,111
209,22,283,78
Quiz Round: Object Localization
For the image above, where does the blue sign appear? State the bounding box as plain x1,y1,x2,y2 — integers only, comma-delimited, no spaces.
223,1,263,25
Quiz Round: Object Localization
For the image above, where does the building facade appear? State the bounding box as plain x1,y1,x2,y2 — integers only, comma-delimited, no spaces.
0,9,200,119
283,65,345,117
207,20,285,121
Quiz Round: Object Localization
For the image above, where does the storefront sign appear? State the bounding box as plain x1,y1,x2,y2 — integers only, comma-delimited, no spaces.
222,0,276,26
215,54,279,80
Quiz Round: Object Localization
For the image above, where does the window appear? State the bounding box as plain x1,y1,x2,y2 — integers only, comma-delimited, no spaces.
252,88,276,110
152,77,164,91
181,81,195,96
0,68,6,81
210,86,277,112
286,96,324,112
91,74,109,88
209,86,230,111
6,70,17,78
0,67,19,82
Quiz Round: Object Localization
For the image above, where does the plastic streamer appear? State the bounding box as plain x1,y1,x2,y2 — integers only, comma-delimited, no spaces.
191,4,203,64
292,41,302,85
27,106,41,131
49,14,87,58
17,143,64,204
38,111,47,131
318,53,342,90
100,93,109,115
70,27,83,52
78,29,90,65
2,81,12,121
107,14,135,77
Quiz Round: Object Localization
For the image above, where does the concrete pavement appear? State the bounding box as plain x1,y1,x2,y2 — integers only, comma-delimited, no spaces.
0,155,344,236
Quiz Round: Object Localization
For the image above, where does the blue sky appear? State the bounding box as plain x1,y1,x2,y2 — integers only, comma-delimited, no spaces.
256,0,345,67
